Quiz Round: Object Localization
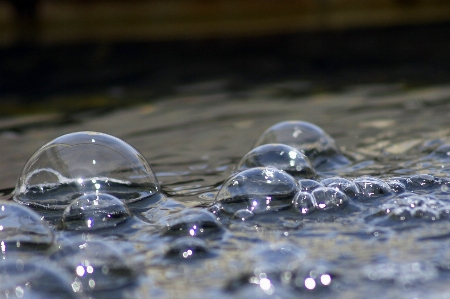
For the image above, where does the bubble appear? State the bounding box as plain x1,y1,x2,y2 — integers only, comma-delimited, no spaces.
160,208,223,238
165,236,211,260
231,209,255,221
405,174,438,191
52,241,137,293
292,192,316,215
368,193,445,225
13,131,160,211
353,177,393,200
321,177,360,198
0,202,53,251
385,178,407,194
253,121,349,169
61,193,132,231
0,260,79,299
215,167,299,215
311,187,349,211
235,144,316,179
298,179,324,192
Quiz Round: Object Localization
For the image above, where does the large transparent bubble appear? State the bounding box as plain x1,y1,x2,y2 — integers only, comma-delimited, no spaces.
253,121,350,169
215,167,299,214
13,131,160,210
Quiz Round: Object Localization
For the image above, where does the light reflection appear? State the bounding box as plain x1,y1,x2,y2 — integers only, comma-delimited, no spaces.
320,274,331,285
76,265,85,276
15,286,24,298
305,277,316,290
89,278,96,289
1,241,5,253
182,249,193,258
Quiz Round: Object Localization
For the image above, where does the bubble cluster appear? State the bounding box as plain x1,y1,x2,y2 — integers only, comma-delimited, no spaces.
367,192,448,225
13,131,160,211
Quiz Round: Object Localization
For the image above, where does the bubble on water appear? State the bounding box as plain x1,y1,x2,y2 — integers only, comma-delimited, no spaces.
353,177,393,200
215,167,299,215
0,260,79,298
368,192,446,225
160,208,223,238
61,193,132,231
253,121,350,169
165,236,211,260
0,202,53,251
52,241,137,293
298,179,324,192
13,131,160,211
404,174,439,191
231,209,255,221
312,187,349,211
385,178,407,194
292,192,316,215
321,177,360,198
235,144,316,179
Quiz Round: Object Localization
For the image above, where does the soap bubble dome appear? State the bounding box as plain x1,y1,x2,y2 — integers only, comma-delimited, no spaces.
13,131,160,210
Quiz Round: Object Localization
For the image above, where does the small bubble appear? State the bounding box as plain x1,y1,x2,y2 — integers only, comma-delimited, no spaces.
215,167,299,215
61,193,131,231
312,187,349,211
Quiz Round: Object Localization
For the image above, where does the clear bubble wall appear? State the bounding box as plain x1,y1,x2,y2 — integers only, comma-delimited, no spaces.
13,131,160,210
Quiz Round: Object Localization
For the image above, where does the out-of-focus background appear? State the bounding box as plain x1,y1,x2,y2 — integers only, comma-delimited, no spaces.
0,0,449,114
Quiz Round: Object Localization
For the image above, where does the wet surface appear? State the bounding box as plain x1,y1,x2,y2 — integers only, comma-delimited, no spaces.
1,82,450,298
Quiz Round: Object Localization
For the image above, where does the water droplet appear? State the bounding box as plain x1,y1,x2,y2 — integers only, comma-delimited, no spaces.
292,192,316,215
215,167,299,215
235,144,315,179
61,193,132,231
0,202,53,250
253,121,350,169
311,187,349,211
13,131,160,212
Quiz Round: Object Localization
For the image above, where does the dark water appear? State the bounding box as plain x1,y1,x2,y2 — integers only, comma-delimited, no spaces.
2,82,450,298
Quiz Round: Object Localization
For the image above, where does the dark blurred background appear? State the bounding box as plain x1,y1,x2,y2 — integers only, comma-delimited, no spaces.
0,0,450,114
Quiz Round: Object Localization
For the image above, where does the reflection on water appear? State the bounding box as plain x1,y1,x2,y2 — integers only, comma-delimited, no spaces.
1,83,450,298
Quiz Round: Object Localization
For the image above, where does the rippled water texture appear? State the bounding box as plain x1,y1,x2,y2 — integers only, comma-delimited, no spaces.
2,84,450,298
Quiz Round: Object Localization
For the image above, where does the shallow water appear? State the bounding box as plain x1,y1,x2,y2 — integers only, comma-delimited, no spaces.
2,83,450,298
